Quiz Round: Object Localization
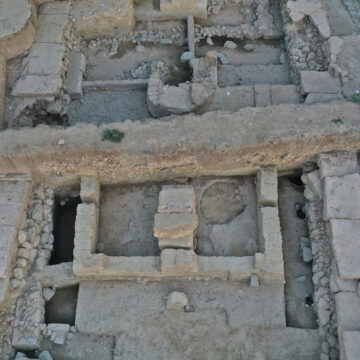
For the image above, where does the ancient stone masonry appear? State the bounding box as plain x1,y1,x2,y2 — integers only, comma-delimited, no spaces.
302,152,360,360
0,184,54,359
1,0,360,359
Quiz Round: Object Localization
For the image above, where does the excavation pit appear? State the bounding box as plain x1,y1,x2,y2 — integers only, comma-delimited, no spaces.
45,285,79,326
50,195,82,265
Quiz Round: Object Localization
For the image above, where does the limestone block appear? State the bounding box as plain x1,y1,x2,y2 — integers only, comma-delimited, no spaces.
80,175,99,206
256,166,278,207
300,71,340,95
0,279,9,304
318,152,359,179
12,284,44,350
256,207,284,281
330,219,360,279
300,71,339,95
158,185,195,214
103,256,160,278
335,292,360,333
158,234,194,250
187,15,195,55
11,74,62,97
161,249,198,274
309,9,331,39
270,85,300,105
42,262,78,288
73,253,105,277
254,84,270,107
75,203,98,234
154,213,198,239
301,170,323,199
286,0,322,18
66,51,86,100
328,37,345,57
324,174,360,220
0,55,5,129
0,226,16,279
329,260,357,293
22,43,65,76
39,1,70,14
160,0,207,19
158,86,195,114
304,92,341,104
166,291,189,310
35,13,69,43
343,331,360,360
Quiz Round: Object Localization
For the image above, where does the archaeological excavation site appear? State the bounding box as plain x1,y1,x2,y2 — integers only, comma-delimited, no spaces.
0,0,360,359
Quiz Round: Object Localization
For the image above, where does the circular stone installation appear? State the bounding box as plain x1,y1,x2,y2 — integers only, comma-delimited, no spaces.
200,180,246,224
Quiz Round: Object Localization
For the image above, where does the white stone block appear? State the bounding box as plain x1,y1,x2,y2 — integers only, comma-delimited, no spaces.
318,152,359,179
256,166,278,207
330,219,360,279
154,213,198,238
161,249,198,274
158,185,195,214
324,174,360,220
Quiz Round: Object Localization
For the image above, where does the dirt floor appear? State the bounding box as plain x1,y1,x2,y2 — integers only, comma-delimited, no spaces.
84,42,190,84
67,89,152,124
278,176,317,329
45,285,79,325
98,183,161,256
74,279,320,360
193,177,258,257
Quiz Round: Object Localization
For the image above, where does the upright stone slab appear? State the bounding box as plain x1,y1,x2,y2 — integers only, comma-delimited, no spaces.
324,174,360,220
256,166,278,207
66,51,86,100
329,219,360,279
80,174,99,206
0,55,5,129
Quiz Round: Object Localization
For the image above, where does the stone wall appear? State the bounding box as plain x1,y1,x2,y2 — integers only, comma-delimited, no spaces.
0,184,55,359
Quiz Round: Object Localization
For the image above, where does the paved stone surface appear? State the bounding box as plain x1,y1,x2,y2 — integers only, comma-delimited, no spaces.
35,14,69,43
343,331,360,360
11,74,63,97
324,174,360,220
12,283,44,350
329,219,360,279
76,280,285,335
335,292,360,333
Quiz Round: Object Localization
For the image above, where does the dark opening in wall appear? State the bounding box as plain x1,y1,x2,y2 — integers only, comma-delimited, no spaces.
49,196,81,265
45,285,79,325
278,175,317,329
